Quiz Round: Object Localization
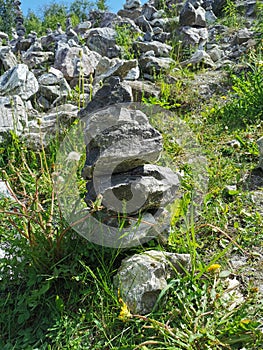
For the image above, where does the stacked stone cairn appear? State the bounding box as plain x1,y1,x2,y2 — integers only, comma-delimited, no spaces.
79,103,181,246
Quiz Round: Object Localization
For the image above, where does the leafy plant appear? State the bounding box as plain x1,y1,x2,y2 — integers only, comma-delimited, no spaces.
0,135,68,269
141,275,263,349
214,63,263,128
222,0,239,28
115,24,140,60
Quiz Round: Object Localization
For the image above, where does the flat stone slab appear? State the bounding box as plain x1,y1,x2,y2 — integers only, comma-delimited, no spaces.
81,105,163,179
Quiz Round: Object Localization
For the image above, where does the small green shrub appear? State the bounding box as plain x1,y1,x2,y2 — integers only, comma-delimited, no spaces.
115,24,140,60
223,0,239,28
214,63,263,127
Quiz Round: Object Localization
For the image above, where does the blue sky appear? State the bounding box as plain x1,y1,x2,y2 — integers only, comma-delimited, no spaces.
21,0,147,16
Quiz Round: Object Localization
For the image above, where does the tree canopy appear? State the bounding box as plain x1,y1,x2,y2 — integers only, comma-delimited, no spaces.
0,0,109,37
0,0,16,35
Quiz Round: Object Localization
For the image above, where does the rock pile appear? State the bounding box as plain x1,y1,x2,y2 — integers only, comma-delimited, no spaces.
80,104,181,245
0,0,260,144
179,0,208,48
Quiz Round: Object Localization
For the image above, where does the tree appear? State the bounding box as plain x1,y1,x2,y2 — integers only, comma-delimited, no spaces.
41,2,68,32
0,0,16,36
24,10,43,35
70,0,95,22
96,0,109,11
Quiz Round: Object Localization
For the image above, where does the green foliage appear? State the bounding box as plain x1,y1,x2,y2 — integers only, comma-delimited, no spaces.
149,276,263,349
41,2,68,32
115,24,140,60
0,226,121,348
143,69,199,112
154,0,167,11
222,0,239,28
0,134,67,267
69,0,95,22
214,63,263,128
23,0,109,36
216,0,246,30
24,10,43,35
96,0,108,11
0,0,15,35
24,2,68,35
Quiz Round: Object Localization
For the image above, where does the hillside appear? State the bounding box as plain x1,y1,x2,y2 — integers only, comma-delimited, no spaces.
0,0,263,349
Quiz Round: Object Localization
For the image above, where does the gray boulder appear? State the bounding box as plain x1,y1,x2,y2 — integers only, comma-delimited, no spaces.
118,8,142,20
79,76,133,115
180,26,208,48
85,27,120,58
114,250,191,314
0,64,39,100
24,104,78,149
233,28,253,45
212,0,227,15
74,21,92,35
85,164,180,214
37,67,71,109
141,3,158,20
81,105,163,179
208,45,224,62
76,102,184,248
88,10,120,28
124,0,142,10
75,209,169,248
181,49,216,68
179,0,206,27
14,38,32,53
54,43,101,80
22,47,54,69
152,31,171,43
127,80,161,101
95,58,139,82
135,15,153,33
245,0,257,17
150,17,169,30
0,31,8,42
139,55,175,75
205,6,217,24
40,32,67,51
125,65,140,80
133,40,172,57
38,67,67,86
0,46,17,71
0,95,27,142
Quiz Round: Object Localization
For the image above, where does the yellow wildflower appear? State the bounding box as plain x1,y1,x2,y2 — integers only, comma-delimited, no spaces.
240,319,251,325
118,298,132,322
207,264,221,273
